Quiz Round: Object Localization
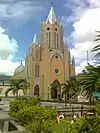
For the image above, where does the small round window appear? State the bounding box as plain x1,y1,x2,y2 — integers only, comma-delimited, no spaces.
47,27,50,31
54,68,60,74
55,55,59,60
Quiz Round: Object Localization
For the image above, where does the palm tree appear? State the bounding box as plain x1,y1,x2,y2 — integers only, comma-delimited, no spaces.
19,79,29,96
92,31,100,58
61,76,78,108
5,79,29,98
77,64,100,105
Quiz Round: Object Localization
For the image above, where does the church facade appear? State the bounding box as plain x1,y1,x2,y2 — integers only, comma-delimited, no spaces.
13,6,75,100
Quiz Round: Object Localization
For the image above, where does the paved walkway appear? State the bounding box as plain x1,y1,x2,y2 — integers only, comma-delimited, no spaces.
0,98,91,112
0,101,9,111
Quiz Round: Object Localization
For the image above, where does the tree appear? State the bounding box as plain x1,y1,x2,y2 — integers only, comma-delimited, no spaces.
92,31,100,58
77,64,100,105
5,79,29,98
19,79,29,96
61,76,78,108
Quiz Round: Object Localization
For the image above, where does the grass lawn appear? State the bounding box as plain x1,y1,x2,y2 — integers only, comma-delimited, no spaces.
53,119,71,133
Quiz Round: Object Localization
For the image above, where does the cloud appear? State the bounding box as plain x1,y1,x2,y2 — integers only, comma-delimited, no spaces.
0,0,45,23
0,59,19,75
0,25,22,75
0,59,25,76
64,0,89,23
64,0,100,73
0,26,18,60
0,0,46,75
75,60,95,74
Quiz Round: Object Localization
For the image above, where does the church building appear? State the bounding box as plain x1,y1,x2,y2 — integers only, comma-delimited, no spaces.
13,6,75,100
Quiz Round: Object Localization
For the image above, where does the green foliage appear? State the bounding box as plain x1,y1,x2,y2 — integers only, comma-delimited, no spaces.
64,116,100,133
61,76,78,98
28,97,39,106
16,106,37,125
9,98,39,116
9,98,57,133
92,31,100,58
77,64,100,98
25,107,56,133
9,99,27,117
96,104,100,115
5,79,29,97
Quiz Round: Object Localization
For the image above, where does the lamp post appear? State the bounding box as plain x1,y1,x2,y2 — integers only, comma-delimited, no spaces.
48,85,50,101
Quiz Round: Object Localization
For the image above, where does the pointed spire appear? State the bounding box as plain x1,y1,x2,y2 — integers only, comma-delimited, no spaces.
64,41,68,48
32,34,38,45
45,6,57,24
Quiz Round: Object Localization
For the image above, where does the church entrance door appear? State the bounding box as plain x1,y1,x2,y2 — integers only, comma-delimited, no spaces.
51,79,60,99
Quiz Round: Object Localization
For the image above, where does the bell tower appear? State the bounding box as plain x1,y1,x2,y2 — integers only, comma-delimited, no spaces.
40,6,64,50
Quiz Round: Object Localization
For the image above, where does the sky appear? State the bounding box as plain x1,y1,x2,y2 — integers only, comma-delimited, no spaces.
0,0,100,75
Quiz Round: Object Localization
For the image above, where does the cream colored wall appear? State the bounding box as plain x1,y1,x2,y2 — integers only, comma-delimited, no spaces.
39,22,70,100
13,70,25,79
40,44,49,100
50,54,64,83
64,49,70,80
25,55,34,96
40,22,63,50
0,85,24,97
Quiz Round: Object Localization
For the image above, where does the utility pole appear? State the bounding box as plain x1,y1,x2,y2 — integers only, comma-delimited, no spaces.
87,50,89,64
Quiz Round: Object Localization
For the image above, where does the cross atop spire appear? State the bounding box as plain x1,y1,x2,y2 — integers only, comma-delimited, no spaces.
45,5,58,24
50,1,53,6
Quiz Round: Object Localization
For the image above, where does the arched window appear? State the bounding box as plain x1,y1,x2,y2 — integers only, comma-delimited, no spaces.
36,49,39,59
46,31,50,46
35,64,39,77
37,65,39,77
34,84,39,96
54,31,58,49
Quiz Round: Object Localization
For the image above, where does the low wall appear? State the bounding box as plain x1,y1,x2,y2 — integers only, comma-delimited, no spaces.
0,110,32,133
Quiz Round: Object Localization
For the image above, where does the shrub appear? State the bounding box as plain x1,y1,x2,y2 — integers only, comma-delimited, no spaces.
96,104,100,115
65,116,100,133
25,107,57,133
9,99,27,117
9,98,57,133
28,97,39,106
16,106,37,125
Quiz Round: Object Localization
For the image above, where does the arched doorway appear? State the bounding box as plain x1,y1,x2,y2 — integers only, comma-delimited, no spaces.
34,84,39,96
51,79,60,99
